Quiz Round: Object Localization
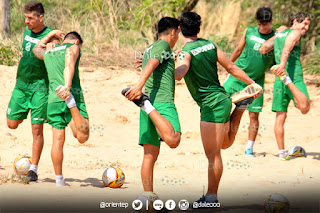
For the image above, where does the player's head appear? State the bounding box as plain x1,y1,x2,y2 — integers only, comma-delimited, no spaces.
290,12,311,36
63,32,83,48
180,12,201,37
157,17,180,48
256,7,273,34
24,1,44,31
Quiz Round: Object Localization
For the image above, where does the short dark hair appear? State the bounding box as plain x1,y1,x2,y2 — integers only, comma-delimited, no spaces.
64,31,83,45
290,12,311,26
180,12,201,37
157,17,180,35
24,1,44,17
256,7,272,23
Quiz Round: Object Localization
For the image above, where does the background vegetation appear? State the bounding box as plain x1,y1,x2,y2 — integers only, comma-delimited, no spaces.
0,0,319,73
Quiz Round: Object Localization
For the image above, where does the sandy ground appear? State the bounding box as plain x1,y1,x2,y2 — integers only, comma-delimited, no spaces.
0,65,319,213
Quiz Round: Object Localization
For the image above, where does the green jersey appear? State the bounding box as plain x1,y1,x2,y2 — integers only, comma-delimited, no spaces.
235,26,275,81
44,43,84,104
143,40,175,103
16,26,52,92
182,38,227,106
274,29,303,81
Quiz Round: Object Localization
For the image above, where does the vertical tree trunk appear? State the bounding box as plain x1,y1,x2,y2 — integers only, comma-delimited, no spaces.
107,0,119,49
2,0,10,38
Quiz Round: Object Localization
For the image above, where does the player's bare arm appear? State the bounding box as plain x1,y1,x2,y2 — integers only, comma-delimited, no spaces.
56,45,80,100
175,51,191,81
273,30,301,76
217,45,254,85
260,25,288,54
33,30,65,60
125,58,160,101
230,28,247,62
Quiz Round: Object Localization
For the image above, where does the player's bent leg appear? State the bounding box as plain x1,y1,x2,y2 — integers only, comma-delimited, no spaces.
69,107,89,144
7,118,23,129
141,144,160,192
200,121,224,198
222,107,246,149
286,83,310,114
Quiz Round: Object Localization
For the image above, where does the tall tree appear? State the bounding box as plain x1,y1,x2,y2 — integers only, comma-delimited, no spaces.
2,0,10,38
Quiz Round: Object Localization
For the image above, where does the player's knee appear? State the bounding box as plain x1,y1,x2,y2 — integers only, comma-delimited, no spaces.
300,101,310,114
205,151,221,161
167,134,181,149
7,120,19,129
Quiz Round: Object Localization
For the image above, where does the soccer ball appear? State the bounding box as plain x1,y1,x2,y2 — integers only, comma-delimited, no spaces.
264,193,290,213
102,167,125,188
138,191,159,208
288,146,306,157
14,155,32,175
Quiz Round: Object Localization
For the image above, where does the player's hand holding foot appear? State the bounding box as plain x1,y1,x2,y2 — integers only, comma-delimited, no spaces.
123,86,142,101
270,64,292,85
55,85,71,100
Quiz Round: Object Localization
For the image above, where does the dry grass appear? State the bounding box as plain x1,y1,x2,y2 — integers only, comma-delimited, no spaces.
0,174,30,185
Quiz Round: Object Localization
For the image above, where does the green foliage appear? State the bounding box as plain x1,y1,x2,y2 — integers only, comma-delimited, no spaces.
207,35,236,54
303,48,320,74
0,40,21,66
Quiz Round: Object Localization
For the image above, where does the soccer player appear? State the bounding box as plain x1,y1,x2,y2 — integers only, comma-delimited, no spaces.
122,17,181,198
260,12,311,160
175,12,262,204
224,7,281,156
6,1,54,182
33,30,89,186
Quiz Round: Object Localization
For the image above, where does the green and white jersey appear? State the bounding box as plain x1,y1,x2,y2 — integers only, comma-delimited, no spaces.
274,29,303,81
235,26,275,81
16,26,52,92
143,40,175,103
44,43,84,104
182,38,228,106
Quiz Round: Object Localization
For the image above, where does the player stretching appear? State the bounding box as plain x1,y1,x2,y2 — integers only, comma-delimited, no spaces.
6,1,54,182
224,7,286,156
33,30,90,186
260,12,311,160
175,12,262,204
122,17,181,200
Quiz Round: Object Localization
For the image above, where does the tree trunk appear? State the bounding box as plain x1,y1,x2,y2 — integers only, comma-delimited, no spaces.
2,0,10,38
183,0,199,12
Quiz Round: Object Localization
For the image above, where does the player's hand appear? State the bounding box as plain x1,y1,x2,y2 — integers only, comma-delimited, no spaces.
134,52,143,70
276,25,288,33
55,85,71,100
273,64,286,76
124,86,142,101
52,30,65,40
251,83,263,99
46,42,57,52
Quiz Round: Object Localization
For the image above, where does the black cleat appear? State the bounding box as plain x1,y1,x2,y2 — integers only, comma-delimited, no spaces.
27,170,38,182
121,87,150,107
235,97,254,107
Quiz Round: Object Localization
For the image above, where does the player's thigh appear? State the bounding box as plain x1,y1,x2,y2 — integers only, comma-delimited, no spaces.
7,87,30,121
139,109,160,147
272,80,290,112
223,76,246,96
30,91,48,124
47,102,68,130
155,102,181,134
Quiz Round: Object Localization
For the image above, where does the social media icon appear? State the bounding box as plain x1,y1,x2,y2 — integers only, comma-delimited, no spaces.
100,202,106,209
132,200,143,210
165,199,176,210
178,199,189,210
153,200,164,211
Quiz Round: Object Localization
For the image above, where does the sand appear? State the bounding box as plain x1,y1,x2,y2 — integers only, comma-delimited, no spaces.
0,65,319,212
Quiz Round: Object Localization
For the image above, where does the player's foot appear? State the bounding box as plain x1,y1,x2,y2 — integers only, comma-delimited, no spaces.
235,97,254,109
270,65,292,85
230,83,262,103
27,170,38,182
121,87,150,107
245,148,254,157
279,151,290,161
56,179,70,187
